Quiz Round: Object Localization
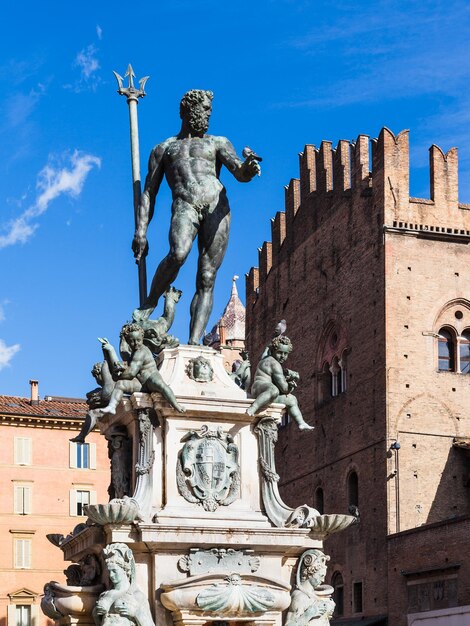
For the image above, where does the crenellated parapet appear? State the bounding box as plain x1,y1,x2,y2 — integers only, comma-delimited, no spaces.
247,128,470,304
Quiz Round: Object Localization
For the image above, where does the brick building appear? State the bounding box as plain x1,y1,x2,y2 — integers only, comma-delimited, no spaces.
0,381,109,626
246,129,470,625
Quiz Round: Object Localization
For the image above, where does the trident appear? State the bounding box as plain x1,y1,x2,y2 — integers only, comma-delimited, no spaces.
113,64,150,306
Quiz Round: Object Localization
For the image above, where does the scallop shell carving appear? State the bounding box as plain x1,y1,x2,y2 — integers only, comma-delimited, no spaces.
196,574,275,614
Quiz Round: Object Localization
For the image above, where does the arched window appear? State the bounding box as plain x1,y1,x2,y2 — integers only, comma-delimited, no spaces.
332,572,344,616
314,487,324,514
317,362,330,405
348,471,359,507
330,358,341,397
339,352,347,392
460,330,470,374
438,328,456,372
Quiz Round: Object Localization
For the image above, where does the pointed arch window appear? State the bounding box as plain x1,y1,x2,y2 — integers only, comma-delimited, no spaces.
459,330,470,374
330,357,341,397
314,487,324,514
317,362,330,406
332,572,344,617
438,328,455,372
348,471,359,508
339,352,347,392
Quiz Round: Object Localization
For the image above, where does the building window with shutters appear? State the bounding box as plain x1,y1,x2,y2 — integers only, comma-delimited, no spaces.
70,488,96,516
14,438,32,465
7,590,38,626
69,441,96,469
13,484,32,515
14,539,32,569
14,606,31,626
77,443,89,468
76,490,90,516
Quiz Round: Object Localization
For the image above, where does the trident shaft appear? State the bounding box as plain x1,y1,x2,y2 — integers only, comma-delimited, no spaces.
113,64,150,306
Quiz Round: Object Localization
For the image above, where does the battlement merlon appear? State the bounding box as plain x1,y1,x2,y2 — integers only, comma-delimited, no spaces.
245,266,259,311
258,241,273,287
316,141,333,193
430,144,458,210
285,178,301,224
299,145,316,199
352,134,371,191
271,211,286,260
333,139,352,192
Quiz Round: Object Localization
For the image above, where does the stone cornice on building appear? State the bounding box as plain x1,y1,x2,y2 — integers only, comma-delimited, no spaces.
384,222,470,243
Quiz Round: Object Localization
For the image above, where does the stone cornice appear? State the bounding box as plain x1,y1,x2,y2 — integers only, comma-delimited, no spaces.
384,222,470,243
0,413,83,429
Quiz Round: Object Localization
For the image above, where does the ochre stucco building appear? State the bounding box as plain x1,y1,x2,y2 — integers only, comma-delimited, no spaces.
0,382,109,626
246,129,470,625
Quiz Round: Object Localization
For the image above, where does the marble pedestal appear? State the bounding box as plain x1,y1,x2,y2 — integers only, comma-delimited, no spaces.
46,346,354,626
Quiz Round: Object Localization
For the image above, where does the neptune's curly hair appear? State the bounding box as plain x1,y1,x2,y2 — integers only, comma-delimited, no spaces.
180,89,213,118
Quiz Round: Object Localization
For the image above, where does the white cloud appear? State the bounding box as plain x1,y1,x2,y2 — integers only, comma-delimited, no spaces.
65,44,101,92
0,339,20,370
96,25,103,40
76,44,99,80
0,299,11,323
0,151,101,249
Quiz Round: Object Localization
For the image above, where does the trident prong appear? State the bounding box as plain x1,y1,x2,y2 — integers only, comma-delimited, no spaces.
113,64,148,102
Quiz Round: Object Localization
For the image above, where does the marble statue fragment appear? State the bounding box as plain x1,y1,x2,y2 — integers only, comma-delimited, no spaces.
93,543,155,626
131,89,261,344
285,550,335,626
247,335,314,431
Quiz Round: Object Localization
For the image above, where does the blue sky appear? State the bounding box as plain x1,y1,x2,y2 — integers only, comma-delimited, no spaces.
1,0,470,397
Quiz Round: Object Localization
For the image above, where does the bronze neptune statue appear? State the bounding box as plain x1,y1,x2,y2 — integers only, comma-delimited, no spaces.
132,89,260,344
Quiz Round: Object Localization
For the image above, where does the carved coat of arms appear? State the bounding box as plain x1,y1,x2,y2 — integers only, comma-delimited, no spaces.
176,425,240,511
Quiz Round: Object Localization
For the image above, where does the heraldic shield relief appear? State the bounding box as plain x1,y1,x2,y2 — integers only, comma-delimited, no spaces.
176,425,240,511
